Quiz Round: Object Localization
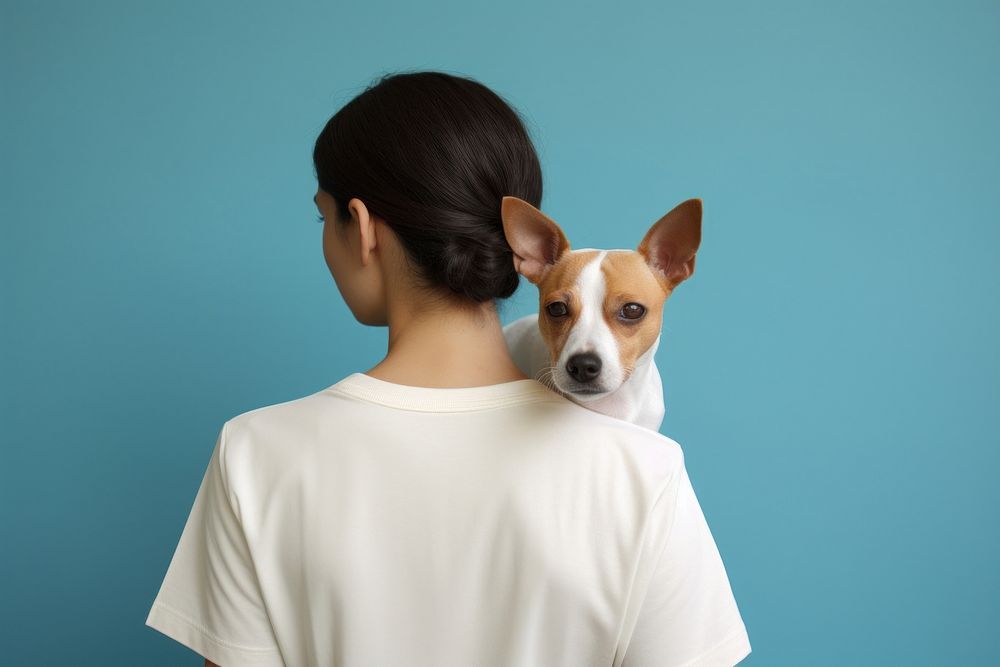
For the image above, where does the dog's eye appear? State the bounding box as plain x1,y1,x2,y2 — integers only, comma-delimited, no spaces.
546,301,568,318
620,303,645,320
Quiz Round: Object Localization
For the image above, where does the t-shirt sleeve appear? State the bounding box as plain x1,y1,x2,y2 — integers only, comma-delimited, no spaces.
145,422,284,666
620,461,752,667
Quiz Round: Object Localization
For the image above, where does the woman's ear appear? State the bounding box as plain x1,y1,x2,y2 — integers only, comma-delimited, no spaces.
348,198,379,267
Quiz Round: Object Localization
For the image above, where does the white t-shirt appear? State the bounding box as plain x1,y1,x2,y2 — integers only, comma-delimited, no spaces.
145,372,751,666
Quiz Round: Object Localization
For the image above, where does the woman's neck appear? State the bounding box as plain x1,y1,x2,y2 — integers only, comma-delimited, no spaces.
365,297,529,388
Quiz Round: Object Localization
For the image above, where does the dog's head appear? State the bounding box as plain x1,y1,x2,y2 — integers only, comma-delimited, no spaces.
501,196,702,400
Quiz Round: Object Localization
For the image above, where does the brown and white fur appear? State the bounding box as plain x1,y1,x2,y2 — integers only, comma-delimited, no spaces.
500,196,702,431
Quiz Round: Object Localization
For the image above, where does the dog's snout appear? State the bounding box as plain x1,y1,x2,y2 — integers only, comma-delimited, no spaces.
566,352,602,383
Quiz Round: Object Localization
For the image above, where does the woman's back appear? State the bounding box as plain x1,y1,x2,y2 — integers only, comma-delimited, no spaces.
146,70,750,666
145,373,750,666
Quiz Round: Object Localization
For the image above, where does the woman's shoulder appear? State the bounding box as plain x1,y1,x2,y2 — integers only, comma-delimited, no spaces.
538,397,686,481
219,385,335,456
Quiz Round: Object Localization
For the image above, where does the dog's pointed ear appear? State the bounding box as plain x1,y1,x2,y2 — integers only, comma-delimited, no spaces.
501,196,571,285
637,198,702,292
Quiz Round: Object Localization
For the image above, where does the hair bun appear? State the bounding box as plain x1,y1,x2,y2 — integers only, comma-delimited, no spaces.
439,230,520,302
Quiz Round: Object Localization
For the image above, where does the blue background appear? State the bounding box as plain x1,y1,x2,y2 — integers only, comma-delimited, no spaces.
3,0,998,664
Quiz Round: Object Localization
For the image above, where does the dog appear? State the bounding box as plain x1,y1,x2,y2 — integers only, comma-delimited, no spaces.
500,196,702,432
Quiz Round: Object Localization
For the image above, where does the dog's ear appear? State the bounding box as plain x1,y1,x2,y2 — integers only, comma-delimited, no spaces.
501,196,571,285
637,198,702,292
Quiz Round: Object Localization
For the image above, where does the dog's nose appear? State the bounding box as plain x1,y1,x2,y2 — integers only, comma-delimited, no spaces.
566,352,602,383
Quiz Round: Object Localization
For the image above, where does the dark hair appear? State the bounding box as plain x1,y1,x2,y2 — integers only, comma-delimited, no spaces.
312,70,543,304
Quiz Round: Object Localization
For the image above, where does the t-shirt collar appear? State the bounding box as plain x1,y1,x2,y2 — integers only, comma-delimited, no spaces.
327,372,559,412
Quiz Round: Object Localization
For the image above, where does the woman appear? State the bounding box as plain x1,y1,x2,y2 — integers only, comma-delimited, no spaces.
145,70,751,667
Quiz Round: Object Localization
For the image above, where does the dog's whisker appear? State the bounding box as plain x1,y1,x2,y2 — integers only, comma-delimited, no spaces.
533,365,558,393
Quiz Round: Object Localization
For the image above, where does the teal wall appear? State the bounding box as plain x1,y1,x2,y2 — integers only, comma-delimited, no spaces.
3,0,997,663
